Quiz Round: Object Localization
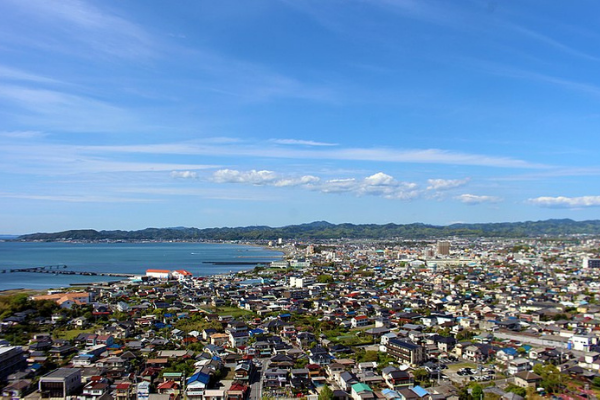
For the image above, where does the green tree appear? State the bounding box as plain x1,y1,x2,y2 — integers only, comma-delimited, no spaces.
318,385,334,400
413,368,430,386
316,274,334,284
471,384,483,400
532,364,562,393
505,384,526,397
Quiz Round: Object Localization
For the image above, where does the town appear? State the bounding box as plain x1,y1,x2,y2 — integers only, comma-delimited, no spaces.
1,236,600,400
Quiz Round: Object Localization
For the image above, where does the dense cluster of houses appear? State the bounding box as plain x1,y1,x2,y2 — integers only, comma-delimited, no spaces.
1,237,600,399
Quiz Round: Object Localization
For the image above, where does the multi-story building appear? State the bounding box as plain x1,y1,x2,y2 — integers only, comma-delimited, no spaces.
436,241,451,256
386,339,426,366
0,346,26,382
583,258,600,269
38,368,81,399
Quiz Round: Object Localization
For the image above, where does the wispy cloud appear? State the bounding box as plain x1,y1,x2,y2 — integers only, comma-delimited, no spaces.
0,192,155,203
270,138,338,146
0,130,46,139
0,0,155,60
0,84,137,132
456,194,502,204
190,49,337,103
78,140,545,169
427,178,470,191
464,59,600,98
506,24,600,62
0,142,219,175
0,65,61,84
528,196,600,208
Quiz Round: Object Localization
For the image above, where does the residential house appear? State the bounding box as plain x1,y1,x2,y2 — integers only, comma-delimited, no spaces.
351,383,375,400
514,371,543,389
507,358,531,375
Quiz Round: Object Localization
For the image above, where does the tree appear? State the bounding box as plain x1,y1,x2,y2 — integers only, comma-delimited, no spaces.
532,364,562,393
456,330,476,341
505,384,526,397
316,274,334,284
471,384,483,400
318,385,333,400
413,368,430,386
361,351,378,363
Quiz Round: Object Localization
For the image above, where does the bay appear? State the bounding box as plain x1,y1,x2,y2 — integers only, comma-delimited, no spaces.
0,241,283,291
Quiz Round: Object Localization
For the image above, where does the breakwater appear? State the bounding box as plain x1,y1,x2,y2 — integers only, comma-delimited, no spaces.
2,265,135,278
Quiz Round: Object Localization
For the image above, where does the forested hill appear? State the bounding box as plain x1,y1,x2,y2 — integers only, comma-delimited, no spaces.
15,219,600,241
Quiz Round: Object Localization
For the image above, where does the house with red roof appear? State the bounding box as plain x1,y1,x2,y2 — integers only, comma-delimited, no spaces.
173,270,193,281
351,315,370,328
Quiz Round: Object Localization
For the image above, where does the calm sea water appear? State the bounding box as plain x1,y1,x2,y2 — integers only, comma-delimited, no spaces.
0,242,283,291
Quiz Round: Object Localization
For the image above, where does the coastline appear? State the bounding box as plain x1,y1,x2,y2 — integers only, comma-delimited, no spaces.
0,241,287,292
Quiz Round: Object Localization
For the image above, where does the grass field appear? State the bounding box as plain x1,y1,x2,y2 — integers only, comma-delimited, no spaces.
53,327,95,340
213,306,255,318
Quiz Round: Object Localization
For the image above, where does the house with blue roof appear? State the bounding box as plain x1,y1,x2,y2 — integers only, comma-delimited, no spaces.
411,385,429,398
496,347,518,361
186,371,211,399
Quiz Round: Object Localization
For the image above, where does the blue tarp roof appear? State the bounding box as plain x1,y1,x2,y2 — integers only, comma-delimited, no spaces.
412,386,429,397
187,371,210,385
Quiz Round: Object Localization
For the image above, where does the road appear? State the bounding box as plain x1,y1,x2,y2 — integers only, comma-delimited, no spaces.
250,358,270,400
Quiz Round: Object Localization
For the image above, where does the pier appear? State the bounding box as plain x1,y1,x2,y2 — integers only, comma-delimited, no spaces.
1,265,135,278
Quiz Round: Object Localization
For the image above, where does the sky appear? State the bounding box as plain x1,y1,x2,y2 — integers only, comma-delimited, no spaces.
1,0,600,234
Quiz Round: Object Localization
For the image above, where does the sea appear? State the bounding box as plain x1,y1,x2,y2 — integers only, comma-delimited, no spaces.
0,241,284,292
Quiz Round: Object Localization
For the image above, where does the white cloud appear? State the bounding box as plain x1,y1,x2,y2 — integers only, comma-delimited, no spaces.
273,175,320,187
270,138,338,146
212,169,279,185
456,194,502,204
319,178,358,193
171,171,198,179
528,196,600,208
364,172,395,186
212,169,320,187
211,169,420,200
427,178,470,191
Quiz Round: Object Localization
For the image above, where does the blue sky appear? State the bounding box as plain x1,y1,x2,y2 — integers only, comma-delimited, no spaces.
1,0,600,234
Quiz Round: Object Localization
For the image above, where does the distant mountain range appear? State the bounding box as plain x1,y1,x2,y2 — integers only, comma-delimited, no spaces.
14,219,600,241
